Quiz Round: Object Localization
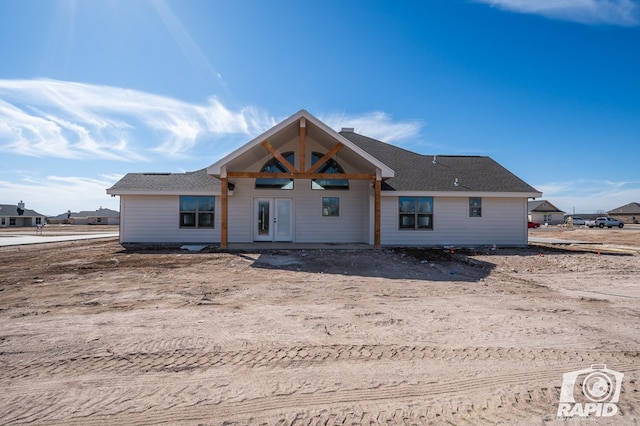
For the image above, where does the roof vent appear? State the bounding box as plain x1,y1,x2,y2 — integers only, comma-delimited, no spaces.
340,127,355,133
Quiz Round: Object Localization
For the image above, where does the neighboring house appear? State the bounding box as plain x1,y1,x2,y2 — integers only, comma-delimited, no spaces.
47,207,120,225
607,202,640,224
107,110,541,247
528,200,566,225
0,201,47,228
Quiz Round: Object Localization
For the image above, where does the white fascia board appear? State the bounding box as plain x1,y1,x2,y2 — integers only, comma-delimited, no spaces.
381,191,543,198
106,190,222,196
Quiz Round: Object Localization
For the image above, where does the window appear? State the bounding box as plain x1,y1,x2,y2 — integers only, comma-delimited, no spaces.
1,218,5,225
399,197,433,230
9,218,16,226
35,217,42,225
322,197,340,217
180,196,214,228
469,197,482,217
311,152,349,190
255,152,295,189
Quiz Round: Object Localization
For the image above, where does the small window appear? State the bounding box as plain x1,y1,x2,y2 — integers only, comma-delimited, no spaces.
322,197,340,217
35,217,42,225
399,197,433,230
469,197,482,217
180,196,215,228
9,218,16,226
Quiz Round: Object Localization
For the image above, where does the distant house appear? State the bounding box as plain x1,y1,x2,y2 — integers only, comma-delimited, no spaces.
0,201,47,228
108,109,541,247
607,202,640,224
47,207,120,225
528,200,565,225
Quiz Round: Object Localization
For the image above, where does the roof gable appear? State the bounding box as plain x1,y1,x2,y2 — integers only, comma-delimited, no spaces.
608,202,640,214
527,199,565,213
207,110,394,177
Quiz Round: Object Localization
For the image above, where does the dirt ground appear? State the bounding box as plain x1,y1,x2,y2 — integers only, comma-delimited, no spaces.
1,226,639,425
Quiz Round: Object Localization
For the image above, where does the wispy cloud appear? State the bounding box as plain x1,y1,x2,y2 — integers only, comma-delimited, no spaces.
321,111,423,144
475,0,640,26
0,79,425,162
0,79,272,161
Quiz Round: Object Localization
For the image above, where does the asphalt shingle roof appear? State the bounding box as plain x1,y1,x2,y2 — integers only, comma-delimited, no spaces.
108,168,223,193
109,134,538,195
607,202,640,214
49,208,120,220
0,204,46,217
341,131,539,193
527,200,564,213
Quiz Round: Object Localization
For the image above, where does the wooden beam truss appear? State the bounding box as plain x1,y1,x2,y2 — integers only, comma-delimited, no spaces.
220,118,382,248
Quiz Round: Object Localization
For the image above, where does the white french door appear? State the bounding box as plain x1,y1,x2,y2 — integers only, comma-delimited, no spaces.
254,198,293,242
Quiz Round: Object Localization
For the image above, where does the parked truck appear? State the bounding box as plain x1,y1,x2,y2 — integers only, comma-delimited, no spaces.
585,217,624,228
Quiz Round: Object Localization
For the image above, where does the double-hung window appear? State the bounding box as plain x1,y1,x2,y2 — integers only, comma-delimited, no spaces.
469,197,482,217
399,197,433,230
180,196,215,228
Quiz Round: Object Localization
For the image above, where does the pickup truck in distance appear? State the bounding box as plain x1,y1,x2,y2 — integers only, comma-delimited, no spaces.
585,217,624,228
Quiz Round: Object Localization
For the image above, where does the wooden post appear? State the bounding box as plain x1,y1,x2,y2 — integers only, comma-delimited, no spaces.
221,177,228,249
374,178,381,248
300,118,306,172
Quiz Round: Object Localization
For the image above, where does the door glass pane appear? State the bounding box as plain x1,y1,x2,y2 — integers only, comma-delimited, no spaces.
258,201,270,235
276,200,291,238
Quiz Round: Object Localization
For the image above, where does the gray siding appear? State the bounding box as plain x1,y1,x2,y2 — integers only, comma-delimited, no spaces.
380,196,528,247
120,195,219,244
227,179,370,243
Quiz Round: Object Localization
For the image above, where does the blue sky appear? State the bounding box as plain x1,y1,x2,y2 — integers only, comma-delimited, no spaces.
1,0,639,216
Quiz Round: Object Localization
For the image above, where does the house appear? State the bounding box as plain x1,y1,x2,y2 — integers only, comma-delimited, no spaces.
47,207,120,225
0,201,47,228
528,200,565,225
107,110,541,248
607,202,640,224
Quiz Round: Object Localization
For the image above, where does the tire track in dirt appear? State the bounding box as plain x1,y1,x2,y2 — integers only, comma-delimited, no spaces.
0,344,637,424
3,342,637,380
11,362,637,425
